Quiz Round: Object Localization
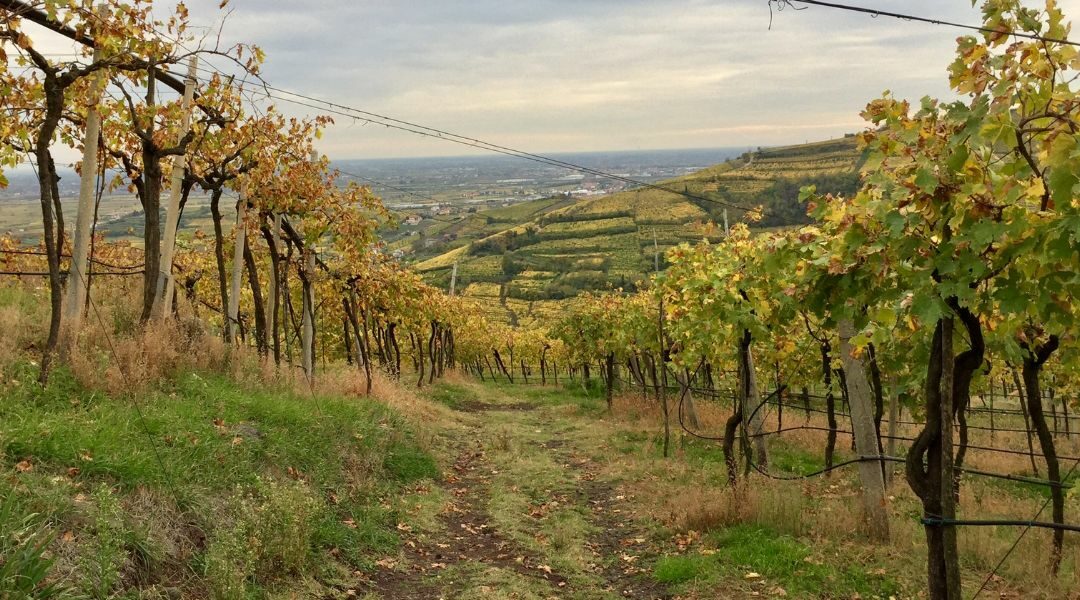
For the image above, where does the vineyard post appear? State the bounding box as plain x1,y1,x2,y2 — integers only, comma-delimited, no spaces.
1050,388,1059,437
155,56,199,318
449,262,458,295
886,375,899,486
227,188,247,343
62,22,107,343
837,319,890,542
989,385,995,440
1063,391,1071,440
740,334,768,469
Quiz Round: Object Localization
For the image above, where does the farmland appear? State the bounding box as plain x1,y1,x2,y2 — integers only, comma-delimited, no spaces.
414,136,861,316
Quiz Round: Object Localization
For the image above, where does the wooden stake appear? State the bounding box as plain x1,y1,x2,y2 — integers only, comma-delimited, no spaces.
838,319,890,542
62,19,106,338
227,186,247,342
155,55,199,317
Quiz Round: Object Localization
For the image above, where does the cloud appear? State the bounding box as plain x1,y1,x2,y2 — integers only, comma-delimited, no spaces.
17,0,1080,159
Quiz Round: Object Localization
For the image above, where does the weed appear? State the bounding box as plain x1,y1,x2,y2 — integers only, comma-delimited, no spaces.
79,486,128,599
491,429,513,453
204,478,320,598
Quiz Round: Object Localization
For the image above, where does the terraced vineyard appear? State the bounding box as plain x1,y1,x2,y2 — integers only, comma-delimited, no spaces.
416,136,861,303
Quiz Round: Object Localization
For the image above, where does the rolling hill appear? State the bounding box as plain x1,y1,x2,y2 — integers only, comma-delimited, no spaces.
412,137,862,327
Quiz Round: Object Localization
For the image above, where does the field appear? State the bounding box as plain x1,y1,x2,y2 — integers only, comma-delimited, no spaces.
0,193,230,246
415,137,861,304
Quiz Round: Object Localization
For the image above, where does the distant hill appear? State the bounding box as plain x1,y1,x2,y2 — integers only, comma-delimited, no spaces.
413,137,862,327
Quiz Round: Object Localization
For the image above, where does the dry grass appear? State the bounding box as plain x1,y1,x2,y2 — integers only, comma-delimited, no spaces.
68,316,229,395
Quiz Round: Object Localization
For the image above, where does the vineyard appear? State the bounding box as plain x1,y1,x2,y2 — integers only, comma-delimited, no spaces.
1,0,1080,599
415,136,862,303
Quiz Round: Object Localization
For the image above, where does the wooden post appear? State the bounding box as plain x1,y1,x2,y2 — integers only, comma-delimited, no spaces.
449,262,458,296
837,319,890,541
743,342,769,467
227,188,247,343
62,26,106,339
154,56,199,317
887,375,900,486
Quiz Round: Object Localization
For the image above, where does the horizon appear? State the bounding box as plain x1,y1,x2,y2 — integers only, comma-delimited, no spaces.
4,137,853,175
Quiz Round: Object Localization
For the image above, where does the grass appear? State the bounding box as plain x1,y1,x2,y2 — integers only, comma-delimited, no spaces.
428,382,471,409
653,524,899,598
1,367,435,494
0,361,439,596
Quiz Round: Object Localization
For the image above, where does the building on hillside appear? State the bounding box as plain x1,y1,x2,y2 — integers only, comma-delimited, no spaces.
403,214,423,226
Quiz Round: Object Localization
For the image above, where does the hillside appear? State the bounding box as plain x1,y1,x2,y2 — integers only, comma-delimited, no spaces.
414,137,861,326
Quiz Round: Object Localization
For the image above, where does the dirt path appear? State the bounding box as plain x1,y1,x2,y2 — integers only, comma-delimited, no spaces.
362,384,670,599
539,434,671,599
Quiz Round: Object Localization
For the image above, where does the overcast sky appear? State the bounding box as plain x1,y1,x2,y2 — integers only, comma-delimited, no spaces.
17,1,1080,160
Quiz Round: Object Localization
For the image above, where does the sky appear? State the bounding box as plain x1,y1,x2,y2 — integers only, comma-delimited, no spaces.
14,0,1080,160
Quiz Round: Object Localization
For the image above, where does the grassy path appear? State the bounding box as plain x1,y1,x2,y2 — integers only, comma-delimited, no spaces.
362,380,670,600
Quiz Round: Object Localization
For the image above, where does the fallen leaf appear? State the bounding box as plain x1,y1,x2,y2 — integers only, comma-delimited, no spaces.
745,572,762,580
15,460,32,473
